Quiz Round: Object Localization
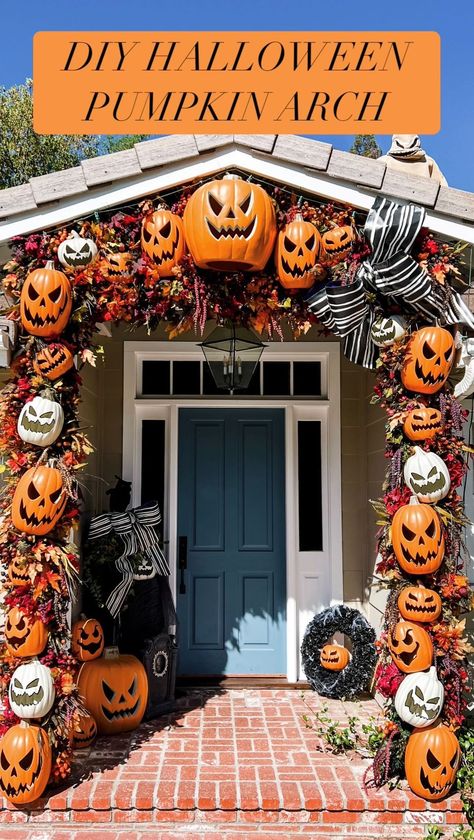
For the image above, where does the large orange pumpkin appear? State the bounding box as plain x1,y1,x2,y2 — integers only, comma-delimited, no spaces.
275,214,321,290
397,586,442,623
4,606,48,658
78,647,148,735
33,343,74,381
320,644,350,671
0,721,52,805
403,407,443,441
141,209,185,276
405,724,461,801
391,498,444,575
72,616,104,661
401,327,455,395
183,174,276,272
11,465,67,536
387,621,433,673
20,261,72,338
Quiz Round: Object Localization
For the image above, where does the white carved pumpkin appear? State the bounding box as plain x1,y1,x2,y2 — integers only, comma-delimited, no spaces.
133,554,156,581
403,446,450,503
17,396,64,447
371,315,407,347
57,230,98,269
394,666,444,728
8,659,56,719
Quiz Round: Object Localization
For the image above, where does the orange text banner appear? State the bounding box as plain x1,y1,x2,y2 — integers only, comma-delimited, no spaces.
33,31,440,135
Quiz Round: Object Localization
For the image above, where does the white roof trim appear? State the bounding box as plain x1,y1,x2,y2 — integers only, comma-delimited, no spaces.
1,146,473,245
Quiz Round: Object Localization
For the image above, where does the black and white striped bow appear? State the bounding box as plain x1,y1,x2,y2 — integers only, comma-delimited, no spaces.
87,502,170,618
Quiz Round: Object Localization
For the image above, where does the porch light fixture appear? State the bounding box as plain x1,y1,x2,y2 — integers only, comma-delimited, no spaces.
199,324,266,394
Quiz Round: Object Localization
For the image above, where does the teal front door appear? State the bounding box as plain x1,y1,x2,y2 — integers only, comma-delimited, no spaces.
177,408,286,676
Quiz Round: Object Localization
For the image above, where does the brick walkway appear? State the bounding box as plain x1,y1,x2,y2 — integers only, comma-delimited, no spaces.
0,689,466,838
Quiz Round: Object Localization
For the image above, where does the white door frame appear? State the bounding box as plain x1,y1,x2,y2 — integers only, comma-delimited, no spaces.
122,340,343,682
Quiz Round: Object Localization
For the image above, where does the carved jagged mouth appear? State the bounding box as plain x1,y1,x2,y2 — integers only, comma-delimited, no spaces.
404,691,440,720
62,252,92,267
23,301,69,329
38,354,68,373
404,603,438,615
401,544,441,567
419,768,454,797
10,687,44,706
206,217,256,240
19,497,66,529
281,257,314,278
411,422,442,433
101,698,140,721
151,232,180,265
393,642,420,667
74,731,96,743
373,327,396,341
324,242,350,255
414,360,446,387
79,640,102,655
0,753,43,800
6,635,29,649
410,476,446,495
20,417,55,434
10,571,29,583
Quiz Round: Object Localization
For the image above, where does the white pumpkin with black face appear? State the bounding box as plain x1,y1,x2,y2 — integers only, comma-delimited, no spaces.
404,446,450,503
8,660,55,719
133,554,156,581
394,666,444,728
17,396,64,448
371,315,407,347
57,231,98,269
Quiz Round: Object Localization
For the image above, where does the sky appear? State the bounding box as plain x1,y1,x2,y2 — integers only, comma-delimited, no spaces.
1,0,474,191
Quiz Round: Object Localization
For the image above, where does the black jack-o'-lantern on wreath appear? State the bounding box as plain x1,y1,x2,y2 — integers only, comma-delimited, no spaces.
0,172,473,810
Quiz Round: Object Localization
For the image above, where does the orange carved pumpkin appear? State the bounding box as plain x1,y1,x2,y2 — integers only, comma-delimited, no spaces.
7,557,30,587
183,174,276,272
405,724,460,801
141,209,185,276
387,620,433,673
401,327,455,395
20,261,72,338
403,407,443,441
320,644,350,671
397,586,442,623
391,498,444,575
275,214,321,290
0,721,52,805
72,711,98,749
4,606,48,658
321,225,354,263
78,647,148,735
11,465,67,536
102,251,133,279
72,617,104,661
33,343,74,381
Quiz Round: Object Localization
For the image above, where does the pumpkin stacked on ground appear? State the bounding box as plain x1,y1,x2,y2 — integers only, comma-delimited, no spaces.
77,645,148,735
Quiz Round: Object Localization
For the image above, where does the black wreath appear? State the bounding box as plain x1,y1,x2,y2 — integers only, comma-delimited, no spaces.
301,605,377,700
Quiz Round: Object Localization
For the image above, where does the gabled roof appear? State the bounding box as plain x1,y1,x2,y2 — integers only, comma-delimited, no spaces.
1,134,474,245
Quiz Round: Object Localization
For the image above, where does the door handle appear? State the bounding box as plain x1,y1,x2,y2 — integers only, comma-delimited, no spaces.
178,536,187,594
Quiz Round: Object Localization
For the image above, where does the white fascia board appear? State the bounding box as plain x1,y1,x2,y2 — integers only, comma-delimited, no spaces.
1,146,473,245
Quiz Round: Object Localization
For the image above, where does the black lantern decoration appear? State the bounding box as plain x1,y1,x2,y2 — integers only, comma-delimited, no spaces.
199,325,266,394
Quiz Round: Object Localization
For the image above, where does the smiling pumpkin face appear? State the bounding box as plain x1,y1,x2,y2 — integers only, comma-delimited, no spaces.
391,500,444,575
403,408,443,441
387,621,433,673
72,712,98,749
33,343,74,381
320,644,350,671
141,209,185,276
405,724,460,801
20,262,72,338
0,721,52,805
275,215,321,290
72,617,104,662
11,465,67,536
401,327,455,395
78,649,148,735
397,586,442,623
4,607,48,658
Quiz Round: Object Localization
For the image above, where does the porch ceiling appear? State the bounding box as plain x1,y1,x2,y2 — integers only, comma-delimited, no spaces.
1,134,474,246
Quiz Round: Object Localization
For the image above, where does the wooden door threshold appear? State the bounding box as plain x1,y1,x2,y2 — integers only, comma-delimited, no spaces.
177,675,309,689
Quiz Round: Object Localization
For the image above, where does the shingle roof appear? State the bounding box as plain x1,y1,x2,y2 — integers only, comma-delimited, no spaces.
1,134,474,225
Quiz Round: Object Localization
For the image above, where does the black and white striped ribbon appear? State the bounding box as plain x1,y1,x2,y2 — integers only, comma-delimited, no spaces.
87,502,170,618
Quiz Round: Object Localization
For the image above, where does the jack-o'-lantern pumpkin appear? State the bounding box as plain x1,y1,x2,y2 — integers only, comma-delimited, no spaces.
397,586,442,623
17,395,64,448
403,446,450,504
72,711,97,749
72,616,104,661
8,660,55,719
395,667,444,728
274,214,321,290
403,408,443,441
320,644,350,671
33,343,74,381
405,724,460,801
4,607,48,658
78,647,148,734
11,464,67,536
371,315,407,347
401,327,455,395
20,261,72,338
101,251,134,281
141,208,185,276
391,497,444,575
57,230,98,269
183,174,277,272
387,620,433,673
321,225,354,264
0,721,52,805
7,557,30,587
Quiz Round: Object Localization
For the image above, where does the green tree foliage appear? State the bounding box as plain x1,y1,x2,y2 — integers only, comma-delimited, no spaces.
349,135,382,159
106,135,148,153
0,80,101,189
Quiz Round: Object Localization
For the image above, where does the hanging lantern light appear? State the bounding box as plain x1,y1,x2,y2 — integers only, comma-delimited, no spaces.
199,325,266,394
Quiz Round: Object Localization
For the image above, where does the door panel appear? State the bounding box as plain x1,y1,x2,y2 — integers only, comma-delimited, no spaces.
177,408,286,675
